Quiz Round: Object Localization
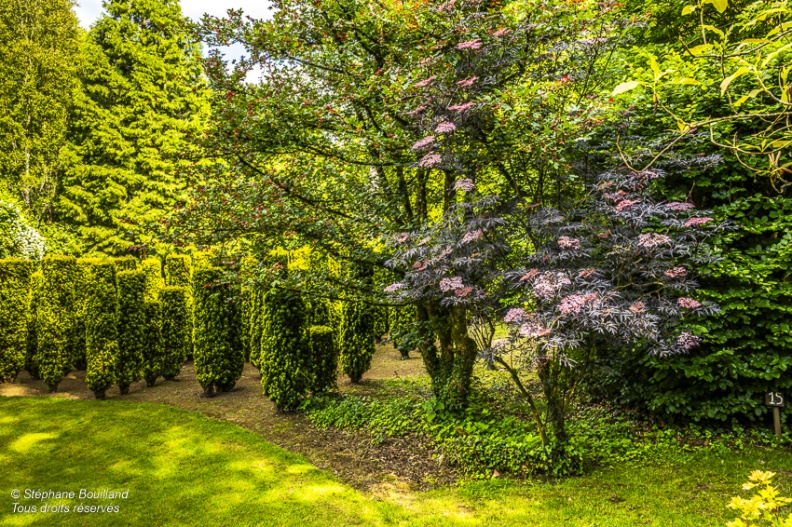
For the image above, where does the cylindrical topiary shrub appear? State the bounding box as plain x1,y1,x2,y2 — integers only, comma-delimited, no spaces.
141,257,163,301
193,267,244,396
72,259,97,370
35,255,78,392
160,286,189,381
308,325,337,393
113,256,137,272
390,305,417,360
248,289,266,369
142,300,163,387
25,271,43,379
339,300,376,384
306,298,331,327
165,254,193,357
260,286,307,411
84,260,118,399
116,270,146,394
0,258,34,382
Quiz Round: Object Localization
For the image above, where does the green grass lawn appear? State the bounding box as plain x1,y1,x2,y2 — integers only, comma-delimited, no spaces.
1,396,790,526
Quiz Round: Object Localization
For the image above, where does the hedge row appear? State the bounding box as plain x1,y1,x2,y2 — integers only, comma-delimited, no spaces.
0,259,33,382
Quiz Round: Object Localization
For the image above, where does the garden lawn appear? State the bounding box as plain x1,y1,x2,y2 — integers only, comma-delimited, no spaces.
1,396,790,527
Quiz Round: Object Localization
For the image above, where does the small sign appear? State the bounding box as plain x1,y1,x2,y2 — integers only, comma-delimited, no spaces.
766,392,785,408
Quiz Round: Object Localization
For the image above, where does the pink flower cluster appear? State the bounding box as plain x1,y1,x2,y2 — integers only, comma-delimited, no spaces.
384,282,404,293
493,28,511,37
629,301,646,314
419,153,442,168
435,121,457,133
504,308,527,323
637,233,672,248
677,297,702,309
519,323,551,338
437,0,455,11
684,217,713,227
411,136,435,151
396,232,410,243
449,102,475,112
457,39,482,50
453,178,475,192
415,76,436,88
533,272,572,299
615,199,641,212
665,201,695,212
456,76,478,87
578,268,596,278
677,332,702,350
558,236,581,250
440,276,465,292
519,269,539,281
664,266,687,278
559,294,587,315
462,229,484,243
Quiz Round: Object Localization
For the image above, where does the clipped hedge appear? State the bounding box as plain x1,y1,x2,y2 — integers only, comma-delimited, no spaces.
160,286,189,380
339,300,376,384
25,271,42,379
141,257,163,301
308,325,337,393
193,267,244,396
0,258,34,382
142,300,163,386
165,254,193,357
116,270,146,394
113,256,137,272
36,255,78,392
84,260,118,399
247,289,266,368
260,286,307,411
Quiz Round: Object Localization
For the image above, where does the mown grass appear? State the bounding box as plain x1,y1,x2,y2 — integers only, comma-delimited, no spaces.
1,396,790,526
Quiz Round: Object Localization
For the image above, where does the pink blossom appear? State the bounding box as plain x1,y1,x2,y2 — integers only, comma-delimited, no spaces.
438,247,453,259
435,121,457,133
419,153,442,168
684,217,714,227
559,294,587,315
615,199,640,212
533,272,572,299
504,308,527,323
456,76,478,87
677,297,702,309
520,323,551,338
411,136,436,151
436,0,455,11
519,269,539,282
629,301,646,314
665,201,695,212
448,102,475,112
558,236,581,250
607,190,628,203
396,232,410,243
455,287,473,297
677,332,703,350
578,268,596,278
491,338,509,349
637,233,672,248
462,229,484,243
413,260,427,270
384,282,404,293
415,76,436,88
457,39,482,50
493,28,511,37
440,276,464,292
597,230,611,240
453,178,475,192
664,267,687,278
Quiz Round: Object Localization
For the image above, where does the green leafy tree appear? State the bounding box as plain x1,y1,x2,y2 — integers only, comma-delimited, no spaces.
58,0,210,254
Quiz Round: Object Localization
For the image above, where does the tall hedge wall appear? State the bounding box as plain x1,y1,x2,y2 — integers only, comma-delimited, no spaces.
116,270,146,394
193,267,244,396
142,257,163,301
84,260,118,399
25,271,43,379
165,254,192,357
339,300,376,384
142,300,163,386
260,286,306,411
36,255,78,392
308,325,337,394
113,256,137,272
0,258,34,382
160,286,189,380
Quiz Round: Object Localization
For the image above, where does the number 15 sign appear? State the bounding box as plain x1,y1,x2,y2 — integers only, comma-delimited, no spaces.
766,392,785,408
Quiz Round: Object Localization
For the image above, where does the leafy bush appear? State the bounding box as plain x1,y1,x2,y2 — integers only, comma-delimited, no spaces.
141,257,163,301
339,300,375,384
116,270,146,394
159,286,189,380
142,300,163,387
35,255,78,392
308,325,337,393
192,267,244,395
0,200,45,260
84,260,118,399
0,258,34,382
261,286,306,411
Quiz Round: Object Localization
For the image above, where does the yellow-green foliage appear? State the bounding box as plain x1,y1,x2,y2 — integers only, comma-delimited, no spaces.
84,260,118,399
308,325,337,394
727,471,792,527
0,258,34,382
116,270,145,394
339,300,375,384
246,289,266,368
261,286,307,410
142,300,163,386
25,271,42,378
113,256,137,272
193,267,244,396
165,254,192,355
35,255,77,392
160,286,189,380
141,257,163,301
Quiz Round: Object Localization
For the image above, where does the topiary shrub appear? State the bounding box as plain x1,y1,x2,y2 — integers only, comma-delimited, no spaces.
306,298,331,327
25,271,43,379
339,300,376,384
247,289,266,369
160,286,189,380
72,259,96,370
84,260,118,399
260,285,307,411
0,258,34,382
141,257,163,301
113,256,137,272
389,305,417,360
308,325,337,393
35,255,78,392
142,300,163,387
165,254,193,357
116,270,145,394
192,267,244,396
